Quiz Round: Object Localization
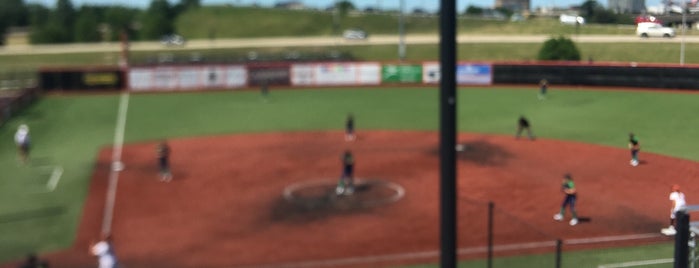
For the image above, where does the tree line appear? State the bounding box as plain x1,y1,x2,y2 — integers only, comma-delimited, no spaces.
0,0,200,45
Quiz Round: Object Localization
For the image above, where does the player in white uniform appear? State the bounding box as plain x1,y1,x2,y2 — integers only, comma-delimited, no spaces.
662,184,686,235
14,124,30,163
90,235,119,268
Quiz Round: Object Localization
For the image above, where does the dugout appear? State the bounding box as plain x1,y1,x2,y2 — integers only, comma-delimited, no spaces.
39,67,124,91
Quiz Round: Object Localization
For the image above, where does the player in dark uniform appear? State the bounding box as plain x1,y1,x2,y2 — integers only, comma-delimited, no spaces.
515,116,535,140
553,173,579,226
157,141,172,182
336,150,355,195
345,114,355,141
538,79,548,100
628,133,640,166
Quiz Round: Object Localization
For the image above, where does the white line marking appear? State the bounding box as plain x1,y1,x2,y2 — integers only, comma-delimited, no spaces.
237,241,559,268
101,92,129,236
236,232,667,268
598,258,673,268
46,166,63,191
566,233,663,245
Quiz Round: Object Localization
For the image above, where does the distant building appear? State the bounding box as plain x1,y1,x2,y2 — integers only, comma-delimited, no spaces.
274,1,305,10
609,0,645,14
495,0,530,12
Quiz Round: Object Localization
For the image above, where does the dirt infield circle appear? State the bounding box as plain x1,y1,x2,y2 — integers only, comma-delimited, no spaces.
283,178,406,210
13,130,699,268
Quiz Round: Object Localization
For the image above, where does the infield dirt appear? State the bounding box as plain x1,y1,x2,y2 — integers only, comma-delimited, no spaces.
7,131,694,268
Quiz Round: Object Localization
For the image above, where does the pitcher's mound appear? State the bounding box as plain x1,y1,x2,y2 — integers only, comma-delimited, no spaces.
282,179,405,211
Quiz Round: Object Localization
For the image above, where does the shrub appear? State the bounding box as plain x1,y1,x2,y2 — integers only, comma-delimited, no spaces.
537,35,581,61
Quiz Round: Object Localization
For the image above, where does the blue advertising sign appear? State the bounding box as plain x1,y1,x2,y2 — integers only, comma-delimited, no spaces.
456,64,492,85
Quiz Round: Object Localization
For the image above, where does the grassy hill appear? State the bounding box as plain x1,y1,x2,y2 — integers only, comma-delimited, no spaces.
174,5,637,39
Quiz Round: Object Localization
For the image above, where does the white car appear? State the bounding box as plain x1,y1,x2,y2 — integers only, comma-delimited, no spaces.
636,22,675,38
161,34,186,46
342,29,368,40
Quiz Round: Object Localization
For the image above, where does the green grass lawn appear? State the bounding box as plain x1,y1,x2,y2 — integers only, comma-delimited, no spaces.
175,6,639,39
2,41,698,74
1,87,697,265
401,242,674,268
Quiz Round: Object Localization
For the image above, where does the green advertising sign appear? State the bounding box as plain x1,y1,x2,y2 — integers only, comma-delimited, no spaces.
382,65,422,83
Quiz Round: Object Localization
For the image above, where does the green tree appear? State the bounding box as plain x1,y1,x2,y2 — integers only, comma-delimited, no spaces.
73,6,101,42
27,4,50,26
537,36,581,61
140,0,174,39
465,5,484,15
336,0,356,18
579,0,598,19
591,8,617,23
32,0,76,43
105,6,141,41
55,0,75,29
0,0,29,45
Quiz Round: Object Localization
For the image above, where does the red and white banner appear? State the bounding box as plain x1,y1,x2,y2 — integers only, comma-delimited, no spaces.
128,65,247,91
291,62,380,86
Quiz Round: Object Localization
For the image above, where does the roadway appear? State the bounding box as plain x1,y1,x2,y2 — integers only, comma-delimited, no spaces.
2,34,699,56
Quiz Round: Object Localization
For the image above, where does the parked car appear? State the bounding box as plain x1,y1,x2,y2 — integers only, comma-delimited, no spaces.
636,22,675,38
161,34,186,46
559,14,585,25
342,29,368,40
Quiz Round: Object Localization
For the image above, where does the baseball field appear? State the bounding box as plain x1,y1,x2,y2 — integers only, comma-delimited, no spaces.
1,86,698,267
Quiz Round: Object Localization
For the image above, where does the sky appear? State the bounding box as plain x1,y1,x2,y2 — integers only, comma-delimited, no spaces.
26,0,666,12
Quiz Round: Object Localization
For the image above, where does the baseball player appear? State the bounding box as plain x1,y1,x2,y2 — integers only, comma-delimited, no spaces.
515,116,535,140
90,234,119,268
628,133,640,166
345,114,355,141
14,124,30,164
662,184,686,235
335,150,355,195
538,79,548,100
553,173,579,226
157,141,172,182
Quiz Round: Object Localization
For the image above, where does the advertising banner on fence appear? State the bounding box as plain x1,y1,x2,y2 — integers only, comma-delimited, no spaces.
248,64,290,87
422,62,492,85
382,64,422,83
128,65,247,91
457,64,492,85
40,68,124,91
291,62,381,86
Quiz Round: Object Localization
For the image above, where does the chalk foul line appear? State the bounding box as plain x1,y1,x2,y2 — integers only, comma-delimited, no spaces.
46,166,63,192
101,92,129,236
597,258,673,268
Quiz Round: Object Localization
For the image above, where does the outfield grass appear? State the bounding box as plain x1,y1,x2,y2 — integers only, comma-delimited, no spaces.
1,87,697,264
0,95,119,259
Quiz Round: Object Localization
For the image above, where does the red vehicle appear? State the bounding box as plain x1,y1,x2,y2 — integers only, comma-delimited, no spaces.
635,15,662,24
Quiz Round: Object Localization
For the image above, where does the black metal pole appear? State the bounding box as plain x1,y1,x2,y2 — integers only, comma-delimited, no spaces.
555,239,562,268
487,202,494,268
675,210,690,268
439,0,457,267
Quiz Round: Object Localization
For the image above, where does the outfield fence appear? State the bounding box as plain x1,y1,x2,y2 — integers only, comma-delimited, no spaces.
0,87,39,127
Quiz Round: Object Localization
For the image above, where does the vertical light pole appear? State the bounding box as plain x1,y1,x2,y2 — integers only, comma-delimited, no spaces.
399,0,407,61
681,0,687,65
439,0,457,267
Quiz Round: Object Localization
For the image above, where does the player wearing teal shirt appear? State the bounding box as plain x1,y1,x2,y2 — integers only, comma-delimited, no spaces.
554,174,579,226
